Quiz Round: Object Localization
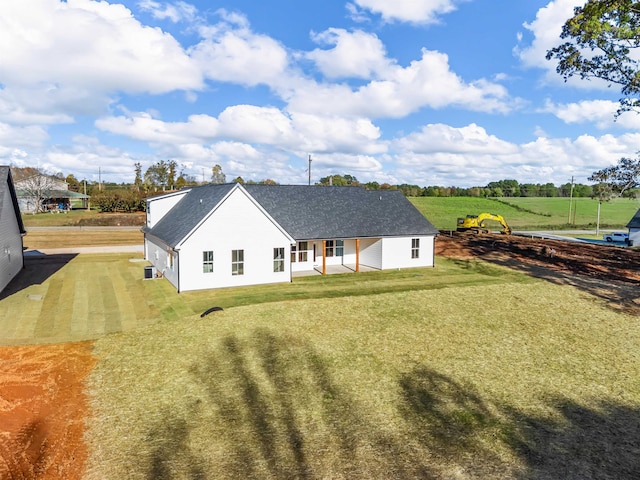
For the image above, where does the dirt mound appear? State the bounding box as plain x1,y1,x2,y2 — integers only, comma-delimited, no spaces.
0,342,95,480
437,232,640,315
76,213,145,227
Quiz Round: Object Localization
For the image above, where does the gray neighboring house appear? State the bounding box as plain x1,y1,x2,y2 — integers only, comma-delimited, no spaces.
627,208,640,246
0,167,26,293
14,173,90,213
143,183,439,292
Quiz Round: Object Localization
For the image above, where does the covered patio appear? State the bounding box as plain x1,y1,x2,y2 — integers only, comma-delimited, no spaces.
292,263,379,278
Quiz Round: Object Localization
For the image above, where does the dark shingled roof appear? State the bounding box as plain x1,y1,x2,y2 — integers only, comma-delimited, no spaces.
146,184,234,247
147,184,438,247
627,208,640,229
0,167,26,235
244,184,438,240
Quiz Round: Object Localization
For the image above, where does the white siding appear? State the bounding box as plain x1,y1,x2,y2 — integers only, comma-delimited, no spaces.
145,236,180,290
146,191,189,229
291,241,315,272
0,187,24,292
359,238,382,269
176,188,292,292
630,228,640,246
380,236,434,270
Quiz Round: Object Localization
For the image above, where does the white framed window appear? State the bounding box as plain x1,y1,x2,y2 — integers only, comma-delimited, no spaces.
298,241,308,262
325,240,334,257
411,238,420,259
203,251,214,273
232,249,244,276
291,242,308,263
336,240,344,257
273,248,285,272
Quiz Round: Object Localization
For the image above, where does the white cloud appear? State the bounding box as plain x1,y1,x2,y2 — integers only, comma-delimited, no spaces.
96,105,387,156
395,123,518,155
514,0,610,91
0,0,201,93
306,29,392,79
287,49,513,117
95,112,219,144
350,0,464,24
137,0,198,23
388,125,639,187
190,11,289,87
0,0,202,121
543,99,640,130
0,122,49,147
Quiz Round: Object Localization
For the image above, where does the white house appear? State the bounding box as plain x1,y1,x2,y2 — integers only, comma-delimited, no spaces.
0,167,26,293
627,208,640,246
143,183,439,292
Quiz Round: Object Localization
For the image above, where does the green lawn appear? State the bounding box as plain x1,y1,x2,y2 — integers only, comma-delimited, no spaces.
85,268,640,479
0,254,531,345
4,253,639,477
410,196,640,231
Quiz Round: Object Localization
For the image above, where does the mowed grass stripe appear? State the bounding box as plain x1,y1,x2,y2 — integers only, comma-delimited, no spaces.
33,278,63,338
0,254,534,345
71,271,90,337
54,267,76,338
100,276,121,334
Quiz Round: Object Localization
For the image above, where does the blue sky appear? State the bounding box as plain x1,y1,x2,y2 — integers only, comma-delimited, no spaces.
1,0,639,187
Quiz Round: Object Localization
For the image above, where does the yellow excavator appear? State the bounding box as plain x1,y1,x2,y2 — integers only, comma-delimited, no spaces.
456,213,512,235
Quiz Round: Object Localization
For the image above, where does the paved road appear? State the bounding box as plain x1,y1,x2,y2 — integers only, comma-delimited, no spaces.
25,245,144,256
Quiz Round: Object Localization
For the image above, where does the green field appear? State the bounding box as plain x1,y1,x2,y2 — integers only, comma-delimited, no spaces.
409,196,640,231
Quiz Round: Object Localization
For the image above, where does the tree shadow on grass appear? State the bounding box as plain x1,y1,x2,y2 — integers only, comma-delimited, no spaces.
399,365,640,479
0,253,76,301
508,399,640,480
143,329,438,480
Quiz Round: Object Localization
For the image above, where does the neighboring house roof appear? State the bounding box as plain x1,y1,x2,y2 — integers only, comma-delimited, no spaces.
15,189,90,200
14,174,69,191
627,208,640,229
147,183,438,248
0,166,26,234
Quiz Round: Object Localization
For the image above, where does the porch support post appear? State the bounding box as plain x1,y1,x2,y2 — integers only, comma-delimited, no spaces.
355,238,360,272
322,240,327,275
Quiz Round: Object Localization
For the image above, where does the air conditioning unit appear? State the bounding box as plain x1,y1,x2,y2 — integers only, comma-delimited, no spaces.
144,266,156,279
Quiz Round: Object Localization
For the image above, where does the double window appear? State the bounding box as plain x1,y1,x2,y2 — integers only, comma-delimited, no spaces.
325,240,344,257
291,241,308,263
411,238,420,259
273,248,285,272
203,251,214,273
232,249,244,275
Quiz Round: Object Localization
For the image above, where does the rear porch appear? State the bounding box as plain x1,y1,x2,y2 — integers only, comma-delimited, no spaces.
292,263,379,278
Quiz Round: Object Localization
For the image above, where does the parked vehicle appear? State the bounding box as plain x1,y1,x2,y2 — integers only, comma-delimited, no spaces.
603,232,630,244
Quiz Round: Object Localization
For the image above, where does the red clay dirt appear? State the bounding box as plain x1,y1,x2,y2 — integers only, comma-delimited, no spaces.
437,233,640,315
0,234,638,480
0,342,95,480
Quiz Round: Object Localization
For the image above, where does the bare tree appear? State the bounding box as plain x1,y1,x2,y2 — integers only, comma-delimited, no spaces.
17,169,61,213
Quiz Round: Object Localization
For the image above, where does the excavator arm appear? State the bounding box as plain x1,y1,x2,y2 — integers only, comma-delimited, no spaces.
456,213,511,235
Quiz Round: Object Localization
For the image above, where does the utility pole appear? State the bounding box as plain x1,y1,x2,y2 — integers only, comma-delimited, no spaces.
308,154,312,186
568,176,575,224
99,167,102,191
